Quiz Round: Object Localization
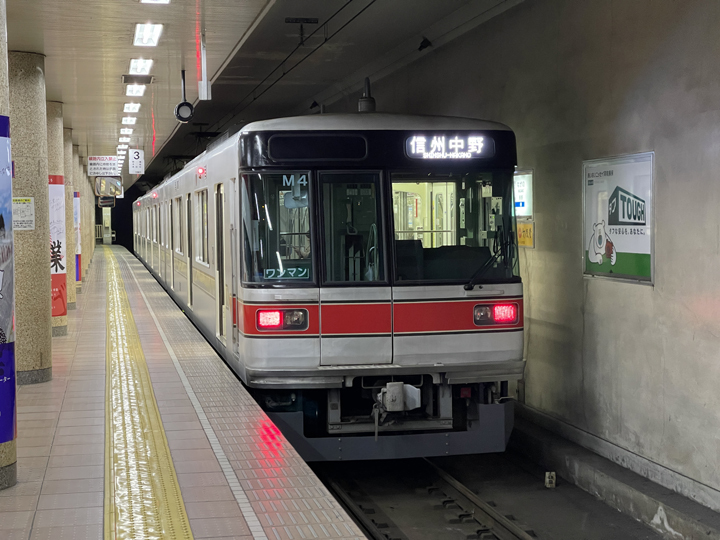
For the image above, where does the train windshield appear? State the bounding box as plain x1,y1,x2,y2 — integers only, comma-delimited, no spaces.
391,170,519,283
242,172,313,282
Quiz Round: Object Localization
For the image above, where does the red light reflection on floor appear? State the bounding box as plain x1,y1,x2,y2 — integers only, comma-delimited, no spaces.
258,419,284,459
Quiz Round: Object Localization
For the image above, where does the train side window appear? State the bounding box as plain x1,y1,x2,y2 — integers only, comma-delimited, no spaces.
152,206,157,243
320,172,385,283
241,172,313,283
173,197,183,254
195,189,209,264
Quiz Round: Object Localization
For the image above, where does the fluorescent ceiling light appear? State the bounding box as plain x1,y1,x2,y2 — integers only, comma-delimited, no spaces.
129,58,154,75
120,128,133,135
126,84,146,97
118,144,129,150
122,117,137,125
134,24,163,47
124,103,141,113
117,150,127,155
119,137,131,143
141,0,170,3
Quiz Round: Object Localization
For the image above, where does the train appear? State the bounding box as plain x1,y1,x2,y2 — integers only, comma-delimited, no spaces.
133,109,524,460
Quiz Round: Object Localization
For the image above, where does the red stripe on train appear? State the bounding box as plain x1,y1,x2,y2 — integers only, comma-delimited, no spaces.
394,299,523,334
321,303,391,335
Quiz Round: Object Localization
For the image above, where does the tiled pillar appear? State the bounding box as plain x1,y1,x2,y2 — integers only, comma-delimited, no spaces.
73,147,82,291
46,101,67,336
9,51,52,385
63,128,76,309
0,0,17,490
83,164,92,273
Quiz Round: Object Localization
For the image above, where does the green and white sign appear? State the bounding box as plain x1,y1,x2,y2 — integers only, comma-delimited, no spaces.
583,152,653,282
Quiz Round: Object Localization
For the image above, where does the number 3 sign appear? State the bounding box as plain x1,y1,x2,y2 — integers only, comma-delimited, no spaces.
129,149,145,175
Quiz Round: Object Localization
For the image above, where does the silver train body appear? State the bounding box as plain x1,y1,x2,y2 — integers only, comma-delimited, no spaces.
133,113,524,460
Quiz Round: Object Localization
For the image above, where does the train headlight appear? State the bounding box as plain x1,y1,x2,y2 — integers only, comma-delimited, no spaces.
474,303,518,325
256,309,309,331
473,306,492,324
284,310,306,327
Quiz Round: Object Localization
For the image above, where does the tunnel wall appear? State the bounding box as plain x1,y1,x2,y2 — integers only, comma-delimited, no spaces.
330,0,720,494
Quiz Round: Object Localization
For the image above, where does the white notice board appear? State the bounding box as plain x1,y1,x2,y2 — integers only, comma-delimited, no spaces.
88,156,119,176
513,170,533,221
12,197,34,230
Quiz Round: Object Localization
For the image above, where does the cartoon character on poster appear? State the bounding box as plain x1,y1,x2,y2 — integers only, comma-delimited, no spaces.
587,221,616,266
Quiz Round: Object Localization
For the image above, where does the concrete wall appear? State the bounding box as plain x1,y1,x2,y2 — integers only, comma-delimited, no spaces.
330,0,720,493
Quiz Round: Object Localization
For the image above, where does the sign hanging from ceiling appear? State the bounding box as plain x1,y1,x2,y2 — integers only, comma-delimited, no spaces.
129,149,145,175
88,156,118,177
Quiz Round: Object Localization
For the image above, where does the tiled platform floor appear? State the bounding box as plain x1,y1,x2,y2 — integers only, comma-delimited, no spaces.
0,247,363,540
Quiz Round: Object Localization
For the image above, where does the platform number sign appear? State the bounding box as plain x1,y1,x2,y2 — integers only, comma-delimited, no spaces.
282,174,307,187
129,149,145,175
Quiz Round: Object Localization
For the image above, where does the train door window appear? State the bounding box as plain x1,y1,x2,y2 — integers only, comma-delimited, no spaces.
152,206,157,242
195,190,209,264
215,184,226,337
159,205,164,246
320,172,384,283
173,197,183,254
241,172,313,283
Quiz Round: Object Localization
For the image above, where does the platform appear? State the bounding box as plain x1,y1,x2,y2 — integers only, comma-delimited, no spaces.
0,246,363,540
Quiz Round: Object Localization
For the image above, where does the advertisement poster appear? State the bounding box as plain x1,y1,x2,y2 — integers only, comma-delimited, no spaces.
583,153,653,282
49,176,67,317
74,192,81,282
0,115,16,445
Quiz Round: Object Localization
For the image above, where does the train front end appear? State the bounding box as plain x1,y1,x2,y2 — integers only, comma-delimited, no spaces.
237,114,523,460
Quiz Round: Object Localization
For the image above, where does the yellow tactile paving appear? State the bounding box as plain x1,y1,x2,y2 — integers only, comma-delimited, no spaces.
103,247,194,540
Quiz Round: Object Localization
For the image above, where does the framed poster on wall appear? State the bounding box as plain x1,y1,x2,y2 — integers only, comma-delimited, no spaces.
582,152,654,283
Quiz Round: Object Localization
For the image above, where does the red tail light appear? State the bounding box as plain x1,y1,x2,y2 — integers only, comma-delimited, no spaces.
493,304,518,324
474,303,519,326
256,309,309,331
257,310,283,329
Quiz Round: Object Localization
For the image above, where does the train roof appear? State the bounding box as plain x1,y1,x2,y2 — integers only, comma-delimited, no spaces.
240,113,512,133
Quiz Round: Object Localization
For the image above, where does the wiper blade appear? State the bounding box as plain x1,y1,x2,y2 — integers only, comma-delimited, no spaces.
463,250,501,290
463,233,513,291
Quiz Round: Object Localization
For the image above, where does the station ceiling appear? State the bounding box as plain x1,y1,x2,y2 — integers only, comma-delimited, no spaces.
6,0,521,192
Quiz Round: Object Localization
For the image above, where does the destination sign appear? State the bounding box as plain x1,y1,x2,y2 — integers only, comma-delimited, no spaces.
405,134,494,160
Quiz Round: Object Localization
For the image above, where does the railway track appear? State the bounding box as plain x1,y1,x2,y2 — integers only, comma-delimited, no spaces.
317,458,542,540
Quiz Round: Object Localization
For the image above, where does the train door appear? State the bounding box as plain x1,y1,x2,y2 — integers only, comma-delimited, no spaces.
159,203,164,278
318,172,392,365
169,200,175,289
151,205,156,269
215,183,226,339
186,193,193,307
229,178,239,355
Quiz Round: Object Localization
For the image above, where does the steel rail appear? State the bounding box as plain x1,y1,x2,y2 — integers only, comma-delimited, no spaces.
424,458,540,540
322,477,397,540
